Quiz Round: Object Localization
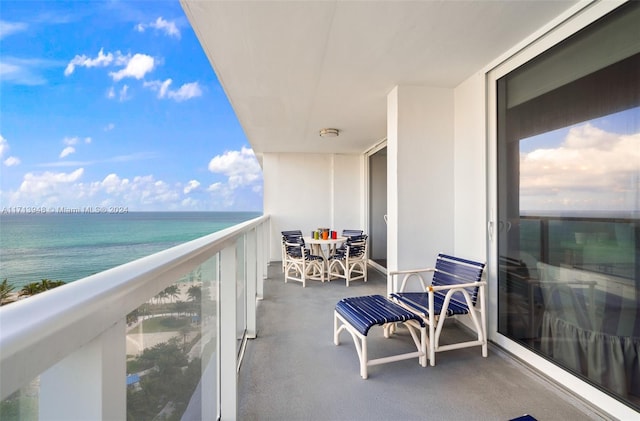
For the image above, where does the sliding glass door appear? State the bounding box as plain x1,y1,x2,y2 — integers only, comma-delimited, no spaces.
496,2,639,410
368,145,387,270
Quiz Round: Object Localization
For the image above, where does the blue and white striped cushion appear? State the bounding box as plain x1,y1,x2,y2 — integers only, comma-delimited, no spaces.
336,294,425,336
391,254,485,318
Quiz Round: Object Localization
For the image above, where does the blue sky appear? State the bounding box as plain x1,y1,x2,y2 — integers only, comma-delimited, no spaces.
0,1,263,212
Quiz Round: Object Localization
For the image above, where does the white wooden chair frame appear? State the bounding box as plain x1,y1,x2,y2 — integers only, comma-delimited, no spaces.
333,295,427,379
284,241,324,287
328,239,368,286
390,263,487,366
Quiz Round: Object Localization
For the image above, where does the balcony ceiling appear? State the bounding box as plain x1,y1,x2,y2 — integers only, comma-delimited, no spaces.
181,0,578,157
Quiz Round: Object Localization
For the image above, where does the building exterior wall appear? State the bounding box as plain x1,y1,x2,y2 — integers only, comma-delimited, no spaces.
263,152,362,262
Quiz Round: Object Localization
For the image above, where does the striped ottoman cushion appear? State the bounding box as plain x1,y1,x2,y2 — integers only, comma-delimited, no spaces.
335,294,424,336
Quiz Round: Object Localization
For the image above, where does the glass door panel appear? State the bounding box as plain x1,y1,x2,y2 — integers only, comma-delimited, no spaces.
496,2,640,410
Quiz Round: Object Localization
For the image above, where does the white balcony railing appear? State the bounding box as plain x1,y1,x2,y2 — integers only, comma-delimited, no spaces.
0,215,270,420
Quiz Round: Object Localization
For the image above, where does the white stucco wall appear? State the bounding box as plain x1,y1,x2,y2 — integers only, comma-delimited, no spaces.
263,152,362,261
387,85,455,283
453,73,487,263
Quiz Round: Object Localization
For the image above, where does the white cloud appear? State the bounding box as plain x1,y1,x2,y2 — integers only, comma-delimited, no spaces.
181,197,199,207
1,57,60,86
59,146,76,158
136,17,180,38
0,135,21,167
60,135,89,158
184,179,200,194
18,168,84,197
144,79,202,102
2,166,261,211
169,82,202,102
208,147,262,189
207,182,222,192
109,53,155,82
5,170,185,210
119,84,131,101
65,49,154,83
65,48,115,76
144,79,171,98
107,85,131,101
520,123,640,211
104,123,115,132
0,135,8,157
0,20,27,39
63,136,79,146
4,156,21,166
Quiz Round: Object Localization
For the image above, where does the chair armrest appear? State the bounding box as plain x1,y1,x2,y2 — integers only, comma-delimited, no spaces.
389,267,435,275
428,281,487,292
429,281,487,314
390,268,435,292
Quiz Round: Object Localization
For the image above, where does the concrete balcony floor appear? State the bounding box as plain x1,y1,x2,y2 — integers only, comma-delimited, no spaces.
239,263,605,421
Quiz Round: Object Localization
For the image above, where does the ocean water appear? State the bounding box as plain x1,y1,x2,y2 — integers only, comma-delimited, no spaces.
0,211,261,288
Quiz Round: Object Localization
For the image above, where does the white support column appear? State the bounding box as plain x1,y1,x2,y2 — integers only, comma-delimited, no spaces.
386,85,455,294
102,319,126,421
219,243,238,420
40,319,126,421
246,228,257,339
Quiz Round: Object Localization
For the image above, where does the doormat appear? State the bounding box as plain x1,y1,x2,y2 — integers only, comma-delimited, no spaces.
509,415,537,421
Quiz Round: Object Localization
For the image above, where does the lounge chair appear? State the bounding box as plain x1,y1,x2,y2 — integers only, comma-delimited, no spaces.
389,253,487,365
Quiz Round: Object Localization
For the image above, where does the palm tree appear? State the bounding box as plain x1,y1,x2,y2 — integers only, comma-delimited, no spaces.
164,285,180,303
0,279,16,305
126,309,140,325
155,289,169,305
187,285,202,323
48,280,66,288
187,285,201,303
18,279,66,298
20,282,42,297
174,300,189,316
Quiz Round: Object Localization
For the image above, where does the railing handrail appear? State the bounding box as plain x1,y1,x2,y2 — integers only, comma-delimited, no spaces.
0,214,269,400
519,213,638,223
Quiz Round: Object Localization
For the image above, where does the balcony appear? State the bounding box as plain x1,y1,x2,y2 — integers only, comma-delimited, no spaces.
0,215,604,420
239,263,601,420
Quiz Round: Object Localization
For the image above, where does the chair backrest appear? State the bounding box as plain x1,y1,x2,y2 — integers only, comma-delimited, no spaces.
282,230,305,258
345,235,367,258
433,254,485,306
498,255,539,301
342,229,363,238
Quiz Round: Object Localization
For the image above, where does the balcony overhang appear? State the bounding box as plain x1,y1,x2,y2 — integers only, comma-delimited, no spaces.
180,0,578,160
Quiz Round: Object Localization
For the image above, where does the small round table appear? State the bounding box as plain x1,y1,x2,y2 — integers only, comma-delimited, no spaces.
303,236,347,261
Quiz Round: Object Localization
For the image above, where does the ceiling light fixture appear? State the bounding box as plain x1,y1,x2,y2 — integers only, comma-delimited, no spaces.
319,128,339,138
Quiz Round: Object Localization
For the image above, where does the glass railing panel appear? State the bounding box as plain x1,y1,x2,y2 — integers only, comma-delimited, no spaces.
126,255,219,421
0,377,39,420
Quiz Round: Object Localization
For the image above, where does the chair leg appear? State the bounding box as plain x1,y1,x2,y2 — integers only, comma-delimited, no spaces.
429,314,436,366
